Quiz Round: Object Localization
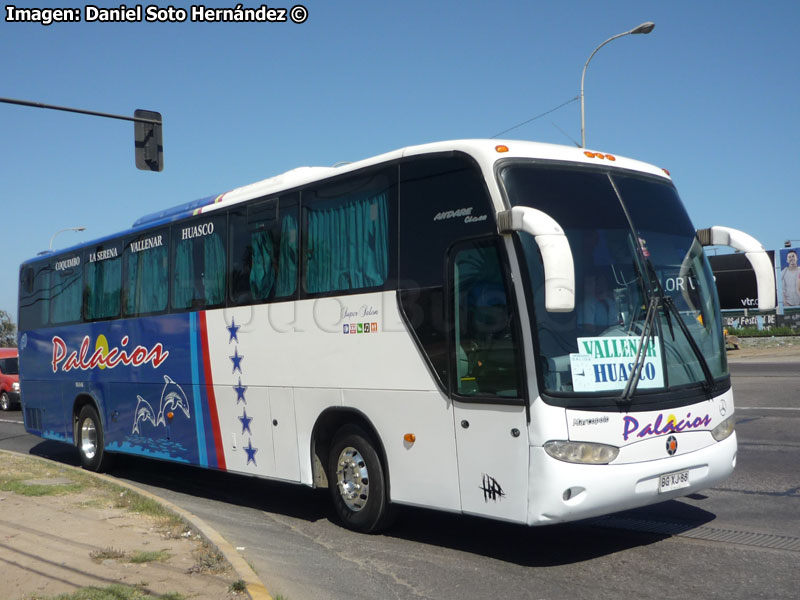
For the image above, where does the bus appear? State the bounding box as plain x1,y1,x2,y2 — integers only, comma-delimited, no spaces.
17,139,775,533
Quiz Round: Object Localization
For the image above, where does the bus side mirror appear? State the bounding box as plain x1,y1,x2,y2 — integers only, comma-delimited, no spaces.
697,226,776,311
134,109,164,172
498,206,575,312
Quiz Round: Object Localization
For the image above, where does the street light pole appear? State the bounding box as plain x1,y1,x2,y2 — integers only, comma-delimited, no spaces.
49,227,86,250
580,21,655,148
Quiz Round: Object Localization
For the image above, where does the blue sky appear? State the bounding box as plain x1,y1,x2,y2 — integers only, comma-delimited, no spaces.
2,0,798,319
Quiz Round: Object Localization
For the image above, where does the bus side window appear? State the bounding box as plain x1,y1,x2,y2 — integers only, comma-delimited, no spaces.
123,229,169,317
302,170,395,296
229,196,298,305
50,254,82,325
18,263,51,330
398,154,497,391
84,242,122,321
172,215,227,310
452,240,520,398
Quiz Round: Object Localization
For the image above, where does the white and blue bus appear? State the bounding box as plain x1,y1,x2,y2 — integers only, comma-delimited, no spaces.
18,140,775,532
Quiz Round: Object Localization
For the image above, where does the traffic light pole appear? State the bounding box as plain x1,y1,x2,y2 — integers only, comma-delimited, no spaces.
0,96,163,171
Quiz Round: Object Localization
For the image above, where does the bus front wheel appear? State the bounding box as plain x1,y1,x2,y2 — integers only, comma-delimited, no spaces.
327,425,392,533
77,405,113,473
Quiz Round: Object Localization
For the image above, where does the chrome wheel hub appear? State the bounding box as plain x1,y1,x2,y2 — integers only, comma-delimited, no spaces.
80,418,98,460
336,446,369,512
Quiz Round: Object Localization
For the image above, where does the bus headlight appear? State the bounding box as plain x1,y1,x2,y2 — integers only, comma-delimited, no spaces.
544,440,619,464
711,416,735,441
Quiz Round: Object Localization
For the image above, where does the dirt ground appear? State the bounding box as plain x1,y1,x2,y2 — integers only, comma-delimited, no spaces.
0,452,242,600
725,335,800,360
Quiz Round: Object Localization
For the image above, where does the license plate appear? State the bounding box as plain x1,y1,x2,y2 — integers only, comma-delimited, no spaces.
658,469,690,493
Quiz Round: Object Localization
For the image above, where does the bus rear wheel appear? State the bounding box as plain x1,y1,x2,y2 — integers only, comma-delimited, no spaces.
77,405,113,472
327,425,392,533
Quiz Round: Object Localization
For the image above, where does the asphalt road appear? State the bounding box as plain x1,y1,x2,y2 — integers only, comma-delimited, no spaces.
1,361,797,600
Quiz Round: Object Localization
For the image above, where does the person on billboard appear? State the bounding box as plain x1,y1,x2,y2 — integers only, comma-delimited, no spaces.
781,250,800,307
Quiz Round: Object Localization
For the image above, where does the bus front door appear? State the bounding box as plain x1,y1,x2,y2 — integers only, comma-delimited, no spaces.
451,239,529,522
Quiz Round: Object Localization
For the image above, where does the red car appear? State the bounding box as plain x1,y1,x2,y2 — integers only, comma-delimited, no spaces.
0,348,20,411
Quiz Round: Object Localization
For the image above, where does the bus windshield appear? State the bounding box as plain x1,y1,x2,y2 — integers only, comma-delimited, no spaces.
500,162,726,402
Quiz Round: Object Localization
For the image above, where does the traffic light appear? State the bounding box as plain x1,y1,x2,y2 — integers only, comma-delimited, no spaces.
134,109,163,172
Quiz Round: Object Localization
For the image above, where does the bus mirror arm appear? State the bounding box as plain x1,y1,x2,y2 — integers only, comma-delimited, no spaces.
498,207,575,312
697,226,776,311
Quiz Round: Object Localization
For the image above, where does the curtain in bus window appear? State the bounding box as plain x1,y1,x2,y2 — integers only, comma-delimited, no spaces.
125,245,168,315
249,230,275,300
276,213,297,297
306,192,388,294
204,232,226,305
86,257,121,320
51,267,82,323
141,246,168,313
173,239,194,309
125,253,139,315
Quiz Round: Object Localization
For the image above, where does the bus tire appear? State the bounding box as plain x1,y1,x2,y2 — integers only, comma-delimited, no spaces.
327,425,392,533
0,392,10,411
77,405,113,473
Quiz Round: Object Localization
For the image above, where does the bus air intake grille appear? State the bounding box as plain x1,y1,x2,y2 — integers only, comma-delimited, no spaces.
24,407,42,431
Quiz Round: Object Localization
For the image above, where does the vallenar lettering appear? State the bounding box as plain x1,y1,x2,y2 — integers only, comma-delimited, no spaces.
129,235,163,253
581,338,656,359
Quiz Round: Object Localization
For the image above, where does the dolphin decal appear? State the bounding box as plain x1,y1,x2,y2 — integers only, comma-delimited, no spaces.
132,375,190,434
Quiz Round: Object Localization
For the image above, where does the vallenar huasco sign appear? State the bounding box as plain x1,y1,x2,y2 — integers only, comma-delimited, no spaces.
569,336,664,392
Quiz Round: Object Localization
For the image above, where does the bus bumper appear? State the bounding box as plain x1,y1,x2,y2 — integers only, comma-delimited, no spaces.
526,431,737,525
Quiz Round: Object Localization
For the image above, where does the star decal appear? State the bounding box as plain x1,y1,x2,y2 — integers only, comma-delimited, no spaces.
230,347,244,374
233,378,247,405
239,408,253,435
227,316,241,344
244,438,258,466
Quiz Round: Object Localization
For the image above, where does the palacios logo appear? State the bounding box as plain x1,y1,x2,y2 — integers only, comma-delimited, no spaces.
622,412,712,442
51,334,169,373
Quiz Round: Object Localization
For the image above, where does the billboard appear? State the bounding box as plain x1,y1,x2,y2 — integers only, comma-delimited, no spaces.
707,251,775,310
779,248,800,308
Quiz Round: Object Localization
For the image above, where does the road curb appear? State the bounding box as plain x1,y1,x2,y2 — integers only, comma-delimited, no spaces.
1,449,273,600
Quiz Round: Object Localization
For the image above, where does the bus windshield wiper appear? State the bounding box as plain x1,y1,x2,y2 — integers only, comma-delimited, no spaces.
642,254,715,394
662,295,715,394
619,294,658,404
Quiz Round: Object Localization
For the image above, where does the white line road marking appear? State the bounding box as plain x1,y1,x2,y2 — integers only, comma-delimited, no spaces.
737,407,800,411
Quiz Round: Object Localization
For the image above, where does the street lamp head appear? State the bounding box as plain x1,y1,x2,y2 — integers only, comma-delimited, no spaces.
631,22,655,35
